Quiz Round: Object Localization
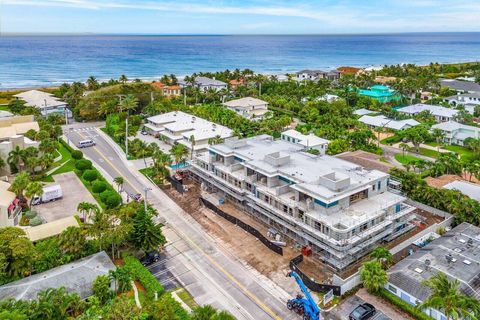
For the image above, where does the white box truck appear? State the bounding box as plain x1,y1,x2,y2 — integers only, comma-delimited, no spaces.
32,185,63,205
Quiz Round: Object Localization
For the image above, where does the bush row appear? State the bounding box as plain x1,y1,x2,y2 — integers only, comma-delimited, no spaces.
123,255,165,299
375,288,434,320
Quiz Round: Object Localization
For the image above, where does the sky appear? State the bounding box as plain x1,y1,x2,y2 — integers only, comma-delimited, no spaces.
2,0,480,34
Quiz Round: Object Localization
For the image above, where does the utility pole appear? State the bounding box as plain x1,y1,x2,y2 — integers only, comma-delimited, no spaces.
183,88,187,105
150,91,154,103
143,186,152,213
125,109,129,159
259,82,262,96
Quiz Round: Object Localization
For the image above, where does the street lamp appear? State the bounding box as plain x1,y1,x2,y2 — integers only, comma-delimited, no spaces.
143,186,152,213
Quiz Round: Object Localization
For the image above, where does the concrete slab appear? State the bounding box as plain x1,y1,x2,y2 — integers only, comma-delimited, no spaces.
35,172,99,222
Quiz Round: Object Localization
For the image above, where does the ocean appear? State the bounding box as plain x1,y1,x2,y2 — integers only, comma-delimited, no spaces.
1,33,480,89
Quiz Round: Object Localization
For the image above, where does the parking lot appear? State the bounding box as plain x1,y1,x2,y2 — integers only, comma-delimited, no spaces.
35,172,99,222
325,294,391,320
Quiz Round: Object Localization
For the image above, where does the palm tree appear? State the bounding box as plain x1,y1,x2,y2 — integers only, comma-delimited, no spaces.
109,267,132,293
7,145,24,172
370,247,393,268
114,176,125,193
119,74,128,84
9,171,30,200
360,260,388,293
419,272,480,320
431,128,446,153
208,135,224,145
58,226,85,256
86,76,99,90
25,181,43,208
374,126,384,147
77,201,99,222
191,305,217,320
170,143,189,170
189,135,196,159
120,94,138,113
399,142,410,157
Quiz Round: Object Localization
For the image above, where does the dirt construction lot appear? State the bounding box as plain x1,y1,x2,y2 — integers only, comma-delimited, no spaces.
35,172,99,222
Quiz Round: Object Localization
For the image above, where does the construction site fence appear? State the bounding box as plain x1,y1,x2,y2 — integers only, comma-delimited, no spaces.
290,255,341,296
199,197,283,256
167,176,184,194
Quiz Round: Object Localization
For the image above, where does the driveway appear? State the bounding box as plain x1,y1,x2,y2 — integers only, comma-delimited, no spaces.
35,172,98,222
134,131,172,153
325,293,391,320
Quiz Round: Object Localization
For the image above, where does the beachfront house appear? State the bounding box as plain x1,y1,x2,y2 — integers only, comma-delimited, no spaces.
14,90,71,118
179,76,227,92
397,104,458,123
358,115,420,131
295,70,341,82
144,111,233,152
222,97,269,120
444,93,480,115
152,82,182,97
281,129,330,154
386,223,480,320
358,85,401,103
430,121,480,146
440,79,480,94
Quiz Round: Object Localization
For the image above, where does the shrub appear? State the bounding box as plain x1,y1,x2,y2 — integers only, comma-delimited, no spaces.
25,210,37,219
100,190,122,208
123,256,165,298
82,169,98,184
92,181,108,193
71,150,83,160
75,159,92,171
375,288,433,320
29,216,43,226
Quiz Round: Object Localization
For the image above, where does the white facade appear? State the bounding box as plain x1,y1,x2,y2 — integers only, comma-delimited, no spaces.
444,93,480,115
179,77,227,92
190,135,415,270
281,130,329,154
14,90,72,117
359,115,420,131
223,97,269,120
145,111,233,152
431,121,480,146
295,70,341,82
397,104,458,123
0,181,22,227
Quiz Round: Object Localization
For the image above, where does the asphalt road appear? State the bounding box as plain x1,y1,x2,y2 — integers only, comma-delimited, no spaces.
64,123,295,320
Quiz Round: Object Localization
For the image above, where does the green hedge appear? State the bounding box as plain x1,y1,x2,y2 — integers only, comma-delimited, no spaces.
123,256,165,299
375,288,434,320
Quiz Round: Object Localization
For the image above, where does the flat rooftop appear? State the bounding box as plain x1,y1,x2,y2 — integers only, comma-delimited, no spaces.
0,180,16,207
0,251,115,301
388,222,480,301
443,180,480,202
397,104,458,118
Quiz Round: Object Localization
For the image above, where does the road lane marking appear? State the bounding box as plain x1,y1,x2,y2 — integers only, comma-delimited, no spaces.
74,130,282,320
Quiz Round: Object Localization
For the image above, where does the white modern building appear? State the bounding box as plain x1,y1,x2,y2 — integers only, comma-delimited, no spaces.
387,223,480,320
431,121,480,146
443,180,480,202
295,70,341,82
222,97,269,120
397,104,458,123
440,79,480,94
0,115,40,175
14,90,72,117
359,115,420,131
444,93,480,115
190,135,416,270
0,180,22,227
144,111,233,152
179,76,227,92
281,130,329,154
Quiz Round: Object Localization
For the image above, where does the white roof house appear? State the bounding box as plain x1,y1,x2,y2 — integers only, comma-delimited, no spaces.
444,93,480,115
223,97,269,120
13,90,71,117
145,111,233,152
431,121,480,146
443,181,480,202
179,76,227,92
440,79,480,93
281,129,329,154
359,115,420,131
317,94,340,103
397,104,458,122
354,108,376,116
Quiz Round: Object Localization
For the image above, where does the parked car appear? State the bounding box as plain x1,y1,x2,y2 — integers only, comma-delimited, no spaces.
32,185,63,205
140,251,160,266
349,303,376,320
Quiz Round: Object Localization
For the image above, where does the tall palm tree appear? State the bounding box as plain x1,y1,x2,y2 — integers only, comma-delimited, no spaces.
170,143,189,170
86,76,99,90
419,272,480,320
360,260,388,293
119,74,128,84
120,94,139,113
370,246,393,268
9,171,30,200
77,201,99,222
7,146,24,172
114,176,125,193
25,181,43,208
109,267,132,293
431,128,446,153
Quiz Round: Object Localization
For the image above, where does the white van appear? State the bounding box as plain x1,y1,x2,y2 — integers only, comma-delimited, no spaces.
78,139,95,148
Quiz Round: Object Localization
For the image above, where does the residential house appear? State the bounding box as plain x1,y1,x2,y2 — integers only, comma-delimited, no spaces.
444,93,480,115
179,76,227,92
190,135,416,270
397,104,458,123
443,180,480,202
222,97,269,120
0,251,115,301
281,130,329,155
317,94,340,103
229,79,245,88
440,79,480,94
152,82,182,97
337,66,363,75
386,223,480,320
374,76,397,85
430,121,480,146
0,115,40,175
354,108,376,116
359,115,420,131
144,111,233,152
295,70,341,82
358,85,401,103
14,90,71,117
0,181,22,227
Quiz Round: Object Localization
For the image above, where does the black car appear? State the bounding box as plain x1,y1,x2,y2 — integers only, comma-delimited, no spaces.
349,303,376,320
140,251,160,266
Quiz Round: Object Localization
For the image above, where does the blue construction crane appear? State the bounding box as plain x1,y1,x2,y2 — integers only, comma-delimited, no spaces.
286,271,321,320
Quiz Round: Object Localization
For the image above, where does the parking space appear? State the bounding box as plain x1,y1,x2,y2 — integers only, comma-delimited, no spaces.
35,172,99,222
134,131,171,153
325,294,391,320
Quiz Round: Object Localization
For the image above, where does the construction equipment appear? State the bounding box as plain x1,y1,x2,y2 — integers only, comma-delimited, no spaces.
286,271,320,320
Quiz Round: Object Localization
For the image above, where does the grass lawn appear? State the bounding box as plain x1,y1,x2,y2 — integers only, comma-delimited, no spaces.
425,141,440,147
442,145,474,158
44,143,75,181
395,154,423,165
174,288,198,310
417,147,440,159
